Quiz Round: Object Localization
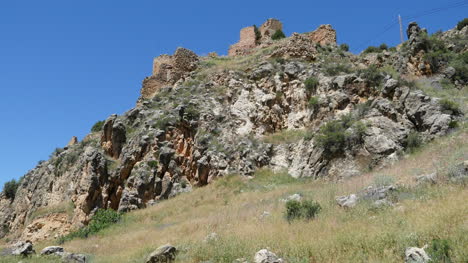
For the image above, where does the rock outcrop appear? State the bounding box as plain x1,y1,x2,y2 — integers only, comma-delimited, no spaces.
308,24,337,46
0,20,463,243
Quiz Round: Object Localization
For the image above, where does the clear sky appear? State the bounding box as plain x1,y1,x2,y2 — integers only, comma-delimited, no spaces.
0,0,466,188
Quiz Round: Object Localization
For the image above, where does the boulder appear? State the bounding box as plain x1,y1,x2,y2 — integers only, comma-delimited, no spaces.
2,241,35,256
415,172,437,184
360,185,397,200
40,246,64,255
146,244,177,263
405,246,431,263
336,194,358,208
60,252,87,263
382,79,398,97
254,249,284,263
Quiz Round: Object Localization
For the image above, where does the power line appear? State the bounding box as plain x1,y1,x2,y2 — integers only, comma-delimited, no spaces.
356,0,468,51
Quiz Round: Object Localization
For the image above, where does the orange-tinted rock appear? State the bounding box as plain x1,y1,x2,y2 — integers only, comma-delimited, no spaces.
308,24,337,46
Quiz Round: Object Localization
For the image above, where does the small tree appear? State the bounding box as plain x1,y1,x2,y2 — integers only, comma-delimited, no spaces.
271,29,286,40
339,43,349,52
253,25,262,44
91,120,105,133
457,18,468,30
3,179,20,200
379,43,388,51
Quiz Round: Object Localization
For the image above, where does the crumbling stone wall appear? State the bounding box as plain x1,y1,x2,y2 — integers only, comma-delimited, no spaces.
229,18,283,56
140,47,198,100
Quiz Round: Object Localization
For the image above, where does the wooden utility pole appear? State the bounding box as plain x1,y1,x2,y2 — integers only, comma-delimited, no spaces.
398,15,404,43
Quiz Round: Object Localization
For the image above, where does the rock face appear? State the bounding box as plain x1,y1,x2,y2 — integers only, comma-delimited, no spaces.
140,47,199,100
308,24,337,46
229,18,283,56
0,20,462,242
146,245,177,263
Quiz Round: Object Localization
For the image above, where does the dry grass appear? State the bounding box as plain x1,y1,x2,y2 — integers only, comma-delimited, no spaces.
46,129,468,263
262,129,312,145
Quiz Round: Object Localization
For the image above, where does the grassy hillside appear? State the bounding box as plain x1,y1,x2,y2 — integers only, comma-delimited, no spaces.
2,127,465,262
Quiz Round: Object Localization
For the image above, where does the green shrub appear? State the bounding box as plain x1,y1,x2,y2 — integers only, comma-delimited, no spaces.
355,101,373,119
389,47,397,52
427,239,452,263
439,99,461,115
450,52,468,82
448,120,459,129
339,43,349,52
253,25,262,44
285,199,321,222
147,160,158,169
315,120,347,156
304,77,319,93
3,179,20,200
405,131,422,153
456,18,468,30
58,209,121,244
271,29,286,40
91,120,105,133
357,65,384,88
324,63,352,76
308,96,320,109
363,46,382,54
379,43,388,50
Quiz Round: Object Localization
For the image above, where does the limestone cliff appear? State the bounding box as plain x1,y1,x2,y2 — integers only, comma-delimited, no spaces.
0,19,465,243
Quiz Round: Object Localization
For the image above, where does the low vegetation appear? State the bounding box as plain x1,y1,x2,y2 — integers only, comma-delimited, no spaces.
323,63,353,76
362,43,389,54
285,199,321,222
304,77,319,93
58,209,121,244
91,120,105,133
28,201,75,223
271,29,286,40
47,128,468,263
314,114,367,157
405,131,422,153
262,129,312,145
357,65,385,88
339,43,349,52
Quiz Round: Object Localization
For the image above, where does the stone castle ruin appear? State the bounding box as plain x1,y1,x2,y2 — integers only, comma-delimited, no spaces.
228,18,283,56
140,18,338,100
229,18,337,57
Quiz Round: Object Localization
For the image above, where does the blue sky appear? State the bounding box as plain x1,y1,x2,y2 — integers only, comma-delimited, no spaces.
0,0,466,188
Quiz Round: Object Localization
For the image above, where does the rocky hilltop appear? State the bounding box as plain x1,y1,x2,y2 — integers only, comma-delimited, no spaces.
0,18,466,246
